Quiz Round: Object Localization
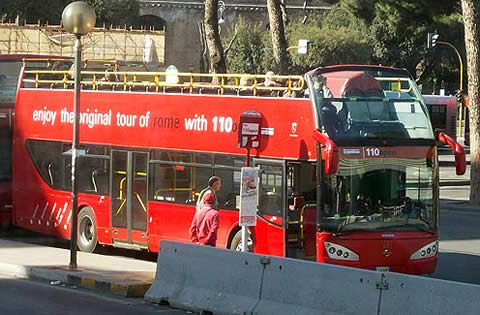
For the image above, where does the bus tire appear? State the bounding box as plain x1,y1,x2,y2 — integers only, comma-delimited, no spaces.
77,207,97,253
0,222,10,232
230,229,253,252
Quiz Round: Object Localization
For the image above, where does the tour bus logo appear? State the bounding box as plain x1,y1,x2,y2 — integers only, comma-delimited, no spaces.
383,240,393,257
290,122,298,137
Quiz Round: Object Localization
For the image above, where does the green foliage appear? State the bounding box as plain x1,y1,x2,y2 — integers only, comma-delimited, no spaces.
224,4,373,75
287,6,371,73
338,0,463,91
81,0,140,27
225,18,266,74
340,0,377,22
0,0,66,24
0,0,139,26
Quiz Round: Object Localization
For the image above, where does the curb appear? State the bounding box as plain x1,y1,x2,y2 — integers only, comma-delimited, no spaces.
67,274,152,297
0,262,152,297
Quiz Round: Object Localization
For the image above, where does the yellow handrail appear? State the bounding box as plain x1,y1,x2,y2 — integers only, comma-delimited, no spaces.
22,70,306,97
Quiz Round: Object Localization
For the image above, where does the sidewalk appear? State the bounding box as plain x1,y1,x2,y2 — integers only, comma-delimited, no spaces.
0,239,156,297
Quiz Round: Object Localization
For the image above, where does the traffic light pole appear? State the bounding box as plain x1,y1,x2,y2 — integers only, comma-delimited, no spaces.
436,40,464,138
429,33,465,138
437,41,463,93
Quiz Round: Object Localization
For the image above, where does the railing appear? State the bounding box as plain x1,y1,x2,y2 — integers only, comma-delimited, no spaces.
22,70,306,97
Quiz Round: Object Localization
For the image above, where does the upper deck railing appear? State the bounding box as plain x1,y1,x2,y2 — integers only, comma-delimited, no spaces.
21,69,306,98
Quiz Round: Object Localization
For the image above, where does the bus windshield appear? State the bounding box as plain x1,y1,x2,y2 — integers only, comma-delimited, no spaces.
309,69,434,142
321,156,436,234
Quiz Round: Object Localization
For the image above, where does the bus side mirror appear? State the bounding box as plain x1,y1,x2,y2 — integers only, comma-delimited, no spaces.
313,130,339,175
436,130,466,175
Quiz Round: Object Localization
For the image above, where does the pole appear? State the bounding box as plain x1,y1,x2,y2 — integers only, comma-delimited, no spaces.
438,40,464,137
69,35,82,270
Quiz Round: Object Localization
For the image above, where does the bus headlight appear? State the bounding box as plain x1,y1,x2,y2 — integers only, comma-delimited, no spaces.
324,242,359,261
410,241,438,260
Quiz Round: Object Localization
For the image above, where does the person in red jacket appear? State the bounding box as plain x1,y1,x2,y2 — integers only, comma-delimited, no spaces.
189,192,219,246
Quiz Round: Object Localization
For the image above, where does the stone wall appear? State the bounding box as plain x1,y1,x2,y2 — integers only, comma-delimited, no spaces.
139,0,330,72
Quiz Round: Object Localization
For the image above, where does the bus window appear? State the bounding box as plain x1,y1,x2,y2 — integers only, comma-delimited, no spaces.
0,60,22,107
26,140,110,194
26,140,65,189
0,126,12,182
149,150,209,204
213,154,244,210
258,164,284,217
148,150,243,209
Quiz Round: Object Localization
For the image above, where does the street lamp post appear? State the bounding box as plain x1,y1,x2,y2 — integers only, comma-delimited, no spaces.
62,1,96,270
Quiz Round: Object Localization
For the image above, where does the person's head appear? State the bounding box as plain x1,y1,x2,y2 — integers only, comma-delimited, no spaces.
203,192,216,206
240,76,252,86
52,61,63,71
208,176,221,192
104,67,117,81
264,71,276,87
313,75,326,89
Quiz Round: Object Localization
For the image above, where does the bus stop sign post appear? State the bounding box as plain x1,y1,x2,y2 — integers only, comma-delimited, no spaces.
239,167,259,251
238,110,262,252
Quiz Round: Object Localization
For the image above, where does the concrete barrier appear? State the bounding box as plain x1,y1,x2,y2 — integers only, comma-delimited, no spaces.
380,272,480,315
255,256,381,314
144,241,265,314
146,241,480,315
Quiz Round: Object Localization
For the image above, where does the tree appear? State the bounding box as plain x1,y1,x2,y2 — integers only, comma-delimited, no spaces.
0,0,140,27
287,9,371,73
81,0,139,27
340,0,463,77
204,0,226,75
225,18,265,74
0,0,66,24
461,0,480,205
266,0,289,74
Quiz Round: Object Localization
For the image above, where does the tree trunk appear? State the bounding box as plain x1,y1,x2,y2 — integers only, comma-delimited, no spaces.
204,0,226,76
280,0,289,25
461,0,480,204
267,0,289,74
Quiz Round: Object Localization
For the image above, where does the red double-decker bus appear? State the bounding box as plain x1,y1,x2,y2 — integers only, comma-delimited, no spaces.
12,64,465,274
0,54,72,228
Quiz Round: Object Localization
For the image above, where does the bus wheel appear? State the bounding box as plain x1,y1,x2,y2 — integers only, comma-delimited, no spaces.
77,207,97,253
230,229,253,252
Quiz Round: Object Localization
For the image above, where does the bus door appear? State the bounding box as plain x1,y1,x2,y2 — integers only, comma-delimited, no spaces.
253,159,286,257
111,150,148,248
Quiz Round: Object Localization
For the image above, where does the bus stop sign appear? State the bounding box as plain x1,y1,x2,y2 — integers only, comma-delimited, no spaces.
238,110,262,148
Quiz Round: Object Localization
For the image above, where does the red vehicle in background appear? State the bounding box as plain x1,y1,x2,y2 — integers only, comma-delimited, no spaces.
12,64,465,274
0,54,72,229
422,95,457,139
